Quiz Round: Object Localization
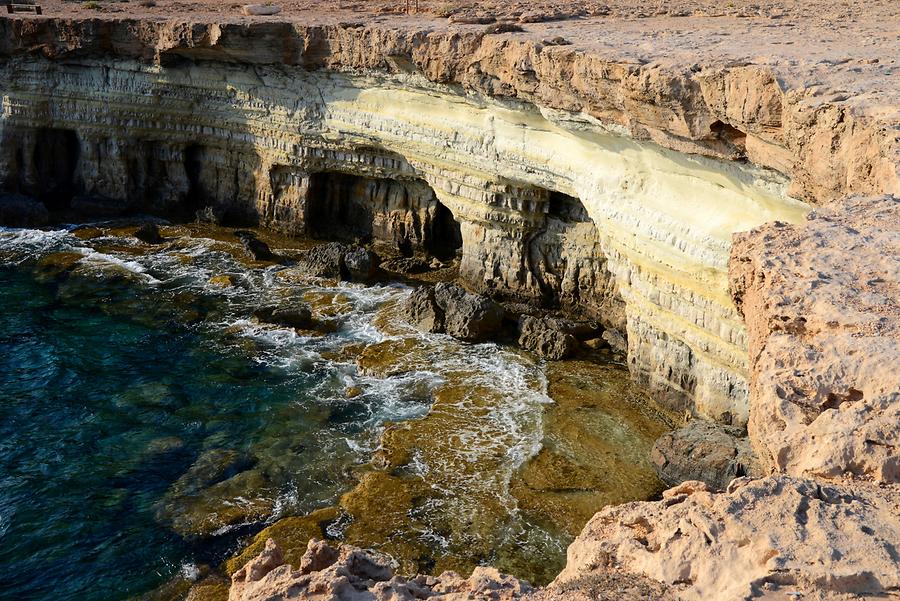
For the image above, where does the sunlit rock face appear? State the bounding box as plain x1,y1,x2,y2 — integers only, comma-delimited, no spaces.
0,58,809,424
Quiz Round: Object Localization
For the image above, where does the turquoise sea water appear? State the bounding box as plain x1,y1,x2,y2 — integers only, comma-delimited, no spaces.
0,223,667,599
0,225,554,599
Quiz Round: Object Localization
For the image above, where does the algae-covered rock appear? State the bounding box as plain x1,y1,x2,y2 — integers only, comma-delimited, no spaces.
33,251,83,281
156,449,273,538
224,506,341,576
160,469,275,538
208,274,236,288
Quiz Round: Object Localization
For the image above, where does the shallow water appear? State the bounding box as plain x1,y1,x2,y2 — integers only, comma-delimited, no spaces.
0,223,669,599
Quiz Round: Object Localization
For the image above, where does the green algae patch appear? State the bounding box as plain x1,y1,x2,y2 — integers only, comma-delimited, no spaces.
33,251,83,281
224,506,341,576
510,359,675,540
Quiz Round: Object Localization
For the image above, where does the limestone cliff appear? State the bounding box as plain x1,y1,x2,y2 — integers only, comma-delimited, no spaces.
0,17,844,424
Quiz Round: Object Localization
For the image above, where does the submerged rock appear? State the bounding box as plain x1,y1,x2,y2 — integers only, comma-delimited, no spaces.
650,420,758,490
33,251,83,281
156,449,274,538
0,194,49,227
517,315,578,360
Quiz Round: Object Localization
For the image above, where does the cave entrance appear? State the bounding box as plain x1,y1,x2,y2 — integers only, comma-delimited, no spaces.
306,171,461,260
183,144,206,213
28,128,80,209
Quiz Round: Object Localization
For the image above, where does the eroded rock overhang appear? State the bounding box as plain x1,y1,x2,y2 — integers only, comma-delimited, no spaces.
0,24,824,424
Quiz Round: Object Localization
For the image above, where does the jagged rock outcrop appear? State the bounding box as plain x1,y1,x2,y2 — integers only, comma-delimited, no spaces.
229,538,532,601
517,316,579,360
403,283,505,343
554,477,900,601
730,195,900,482
650,420,758,490
295,242,379,283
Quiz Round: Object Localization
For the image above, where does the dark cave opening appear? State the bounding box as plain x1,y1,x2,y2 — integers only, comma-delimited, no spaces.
29,128,81,209
306,171,461,260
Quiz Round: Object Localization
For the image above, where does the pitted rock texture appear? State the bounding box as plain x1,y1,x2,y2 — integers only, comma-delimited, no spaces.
554,476,900,601
731,195,900,482
517,316,579,360
228,538,533,601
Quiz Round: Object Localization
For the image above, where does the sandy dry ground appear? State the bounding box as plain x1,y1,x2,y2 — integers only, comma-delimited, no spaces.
8,0,899,122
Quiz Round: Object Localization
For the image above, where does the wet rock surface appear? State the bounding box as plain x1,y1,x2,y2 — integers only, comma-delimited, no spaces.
134,222,165,244
433,282,505,342
650,420,758,490
252,302,316,331
295,242,379,283
403,283,505,342
235,231,275,262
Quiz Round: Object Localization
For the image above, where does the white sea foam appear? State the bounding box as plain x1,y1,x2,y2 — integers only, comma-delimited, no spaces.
1,224,553,554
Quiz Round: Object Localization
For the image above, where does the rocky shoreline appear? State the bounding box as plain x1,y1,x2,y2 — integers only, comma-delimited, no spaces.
1,2,898,600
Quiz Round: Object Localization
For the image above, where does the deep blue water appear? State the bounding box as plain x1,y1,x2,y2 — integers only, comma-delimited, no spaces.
0,226,431,600
0,267,319,598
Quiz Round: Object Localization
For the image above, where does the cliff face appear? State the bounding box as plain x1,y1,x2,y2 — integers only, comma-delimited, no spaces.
0,19,837,424
3,12,897,601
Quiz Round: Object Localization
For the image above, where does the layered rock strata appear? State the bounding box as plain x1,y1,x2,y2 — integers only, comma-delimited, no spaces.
0,19,834,423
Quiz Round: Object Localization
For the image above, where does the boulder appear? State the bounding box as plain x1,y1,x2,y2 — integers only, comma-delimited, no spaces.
296,242,380,283
650,420,758,490
380,256,432,275
601,328,627,353
0,194,49,227
403,286,444,333
343,246,378,282
133,222,164,244
297,242,347,279
252,302,315,330
235,231,275,261
434,282,505,342
517,315,578,360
